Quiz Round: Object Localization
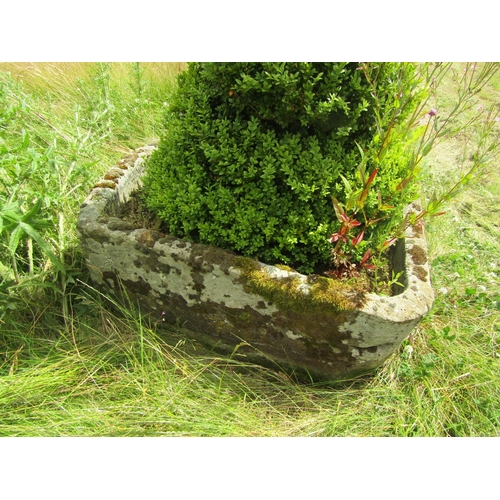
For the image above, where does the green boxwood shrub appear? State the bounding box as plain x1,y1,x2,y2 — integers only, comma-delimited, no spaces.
143,63,421,274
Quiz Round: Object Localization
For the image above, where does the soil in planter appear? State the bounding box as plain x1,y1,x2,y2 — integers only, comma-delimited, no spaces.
118,190,396,296
117,190,167,232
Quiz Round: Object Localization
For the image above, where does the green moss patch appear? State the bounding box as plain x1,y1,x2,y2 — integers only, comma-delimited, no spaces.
233,256,365,313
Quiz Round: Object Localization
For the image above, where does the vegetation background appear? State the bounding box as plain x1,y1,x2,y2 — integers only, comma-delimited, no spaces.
0,63,499,444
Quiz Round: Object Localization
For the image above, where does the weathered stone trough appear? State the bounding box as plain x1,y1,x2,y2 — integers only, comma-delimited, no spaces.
77,144,434,381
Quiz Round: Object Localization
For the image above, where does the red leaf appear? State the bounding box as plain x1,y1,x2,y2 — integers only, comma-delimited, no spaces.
366,168,378,186
397,177,413,191
360,249,372,265
329,233,347,244
382,237,398,249
351,230,365,246
359,250,377,270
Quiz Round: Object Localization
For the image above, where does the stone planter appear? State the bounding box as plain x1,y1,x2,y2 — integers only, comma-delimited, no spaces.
77,145,434,381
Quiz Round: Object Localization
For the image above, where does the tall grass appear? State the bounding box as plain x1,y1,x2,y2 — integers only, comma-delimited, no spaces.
0,62,499,436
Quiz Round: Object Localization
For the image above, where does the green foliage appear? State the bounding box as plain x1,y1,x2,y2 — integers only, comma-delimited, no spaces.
327,63,499,278
144,62,420,273
73,62,174,145
0,64,181,324
0,73,86,323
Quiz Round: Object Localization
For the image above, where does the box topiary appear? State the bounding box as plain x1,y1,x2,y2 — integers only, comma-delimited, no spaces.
143,63,421,274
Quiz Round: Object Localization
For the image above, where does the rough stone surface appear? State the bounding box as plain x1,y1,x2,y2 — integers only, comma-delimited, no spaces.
77,145,435,381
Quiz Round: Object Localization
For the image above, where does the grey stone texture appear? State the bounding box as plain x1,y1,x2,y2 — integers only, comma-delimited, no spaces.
77,145,434,381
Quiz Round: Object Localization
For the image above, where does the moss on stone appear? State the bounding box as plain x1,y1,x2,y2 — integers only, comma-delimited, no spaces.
237,312,252,324
308,275,365,311
275,264,295,272
233,256,365,313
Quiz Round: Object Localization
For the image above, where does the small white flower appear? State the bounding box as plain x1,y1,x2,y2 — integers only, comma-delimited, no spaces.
439,287,449,295
403,345,414,358
477,285,487,292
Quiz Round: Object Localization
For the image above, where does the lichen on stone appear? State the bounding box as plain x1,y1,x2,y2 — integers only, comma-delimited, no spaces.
413,266,428,281
408,244,427,265
93,180,117,190
104,168,125,181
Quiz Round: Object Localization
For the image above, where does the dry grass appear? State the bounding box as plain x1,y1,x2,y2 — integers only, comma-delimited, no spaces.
0,62,187,89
